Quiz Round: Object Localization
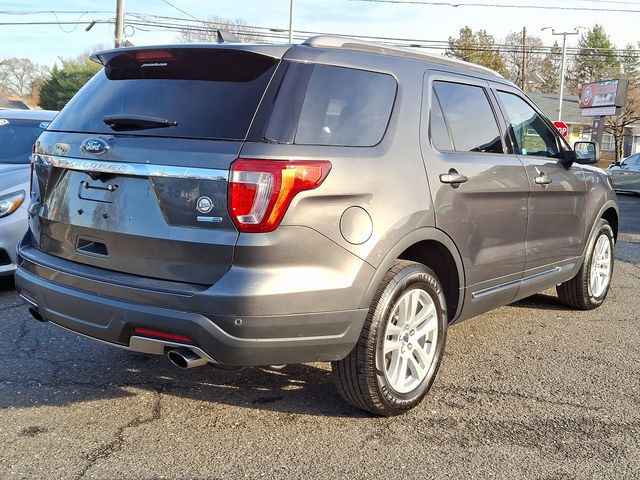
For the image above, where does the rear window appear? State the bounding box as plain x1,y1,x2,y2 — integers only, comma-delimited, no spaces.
264,63,396,147
0,118,50,164
47,49,278,140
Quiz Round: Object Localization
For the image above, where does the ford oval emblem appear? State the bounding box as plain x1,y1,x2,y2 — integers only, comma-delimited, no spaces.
81,138,109,155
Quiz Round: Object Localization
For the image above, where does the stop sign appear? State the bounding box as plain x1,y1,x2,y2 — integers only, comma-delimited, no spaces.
553,121,569,137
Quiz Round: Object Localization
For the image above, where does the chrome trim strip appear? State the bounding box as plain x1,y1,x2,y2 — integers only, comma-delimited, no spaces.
471,278,521,300
18,293,38,307
196,216,223,223
34,154,228,181
471,264,575,300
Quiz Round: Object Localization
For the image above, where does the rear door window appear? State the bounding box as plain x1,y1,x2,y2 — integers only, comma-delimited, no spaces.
264,63,396,147
47,48,279,140
433,81,503,154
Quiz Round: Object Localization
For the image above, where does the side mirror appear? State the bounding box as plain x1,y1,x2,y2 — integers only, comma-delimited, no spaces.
573,141,600,165
560,149,577,169
613,161,621,167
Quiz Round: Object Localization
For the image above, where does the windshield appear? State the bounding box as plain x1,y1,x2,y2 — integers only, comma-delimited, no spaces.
48,48,279,140
0,118,49,164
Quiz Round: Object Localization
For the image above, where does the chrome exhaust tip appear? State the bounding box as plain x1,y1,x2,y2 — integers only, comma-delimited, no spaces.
167,348,209,369
28,307,47,322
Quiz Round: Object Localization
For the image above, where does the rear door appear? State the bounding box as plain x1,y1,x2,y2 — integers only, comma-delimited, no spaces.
29,47,280,285
421,72,529,319
492,86,587,279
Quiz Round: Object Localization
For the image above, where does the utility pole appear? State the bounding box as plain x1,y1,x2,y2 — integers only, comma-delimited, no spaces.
288,0,295,43
115,0,124,48
521,27,527,92
542,27,581,121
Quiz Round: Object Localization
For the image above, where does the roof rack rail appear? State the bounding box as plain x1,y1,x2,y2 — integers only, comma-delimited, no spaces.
302,35,503,79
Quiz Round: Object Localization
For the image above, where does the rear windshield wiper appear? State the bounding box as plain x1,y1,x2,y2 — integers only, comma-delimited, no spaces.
103,114,178,131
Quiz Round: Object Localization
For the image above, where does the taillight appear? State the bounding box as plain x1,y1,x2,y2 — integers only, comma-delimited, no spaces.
228,159,332,233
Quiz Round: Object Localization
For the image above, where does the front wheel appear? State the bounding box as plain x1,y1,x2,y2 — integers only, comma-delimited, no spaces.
557,219,615,310
332,260,448,416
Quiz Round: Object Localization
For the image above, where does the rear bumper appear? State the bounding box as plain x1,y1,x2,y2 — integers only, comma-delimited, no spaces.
15,245,369,366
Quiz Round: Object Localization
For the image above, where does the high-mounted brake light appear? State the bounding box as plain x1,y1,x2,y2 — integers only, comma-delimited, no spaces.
133,50,175,62
228,159,332,233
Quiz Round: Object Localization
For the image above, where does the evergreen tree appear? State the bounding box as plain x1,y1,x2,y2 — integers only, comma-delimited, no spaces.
570,25,619,91
619,43,640,78
39,55,101,111
447,27,507,77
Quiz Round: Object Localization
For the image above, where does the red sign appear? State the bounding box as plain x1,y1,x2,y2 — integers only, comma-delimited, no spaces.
553,121,569,137
579,80,627,109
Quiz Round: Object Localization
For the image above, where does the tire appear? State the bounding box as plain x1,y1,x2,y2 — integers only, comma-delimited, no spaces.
332,260,448,416
556,219,615,310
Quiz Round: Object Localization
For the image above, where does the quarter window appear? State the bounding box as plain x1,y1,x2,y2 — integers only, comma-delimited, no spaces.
265,63,397,147
432,81,503,154
497,91,560,158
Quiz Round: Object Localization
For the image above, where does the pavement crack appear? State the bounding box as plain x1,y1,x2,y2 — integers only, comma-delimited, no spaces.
0,301,26,312
76,389,163,479
440,385,596,411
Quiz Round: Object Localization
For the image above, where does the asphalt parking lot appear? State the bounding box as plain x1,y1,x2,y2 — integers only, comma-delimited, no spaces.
1,196,639,480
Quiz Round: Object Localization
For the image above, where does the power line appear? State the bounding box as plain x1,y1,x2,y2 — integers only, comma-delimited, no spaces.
157,0,199,22
1,13,640,60
348,0,640,14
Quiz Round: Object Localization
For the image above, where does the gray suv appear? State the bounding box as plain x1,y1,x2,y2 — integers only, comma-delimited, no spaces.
15,36,618,415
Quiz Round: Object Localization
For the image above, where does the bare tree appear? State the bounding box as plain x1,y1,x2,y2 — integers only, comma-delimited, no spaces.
604,81,640,160
176,16,263,43
502,31,546,91
0,57,49,101
537,42,562,94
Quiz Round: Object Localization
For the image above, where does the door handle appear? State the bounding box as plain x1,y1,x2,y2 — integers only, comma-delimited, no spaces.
534,173,552,186
439,169,468,186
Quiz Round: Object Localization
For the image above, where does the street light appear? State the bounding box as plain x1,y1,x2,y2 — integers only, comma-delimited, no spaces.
289,0,295,43
541,26,584,122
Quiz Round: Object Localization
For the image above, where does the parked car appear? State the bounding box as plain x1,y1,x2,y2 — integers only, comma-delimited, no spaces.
607,153,640,194
15,37,618,415
0,109,57,276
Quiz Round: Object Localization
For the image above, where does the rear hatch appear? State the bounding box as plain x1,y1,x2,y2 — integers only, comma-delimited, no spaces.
30,46,281,285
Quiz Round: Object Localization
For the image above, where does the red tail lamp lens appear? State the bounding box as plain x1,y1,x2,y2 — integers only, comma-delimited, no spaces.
228,159,332,233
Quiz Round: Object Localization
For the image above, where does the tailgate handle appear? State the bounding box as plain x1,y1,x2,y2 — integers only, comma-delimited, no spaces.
76,238,109,257
81,180,119,192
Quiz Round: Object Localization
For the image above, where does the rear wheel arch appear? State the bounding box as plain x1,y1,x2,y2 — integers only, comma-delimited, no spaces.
361,228,464,323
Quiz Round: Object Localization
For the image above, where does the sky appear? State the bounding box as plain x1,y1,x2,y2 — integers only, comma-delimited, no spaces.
2,0,640,67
